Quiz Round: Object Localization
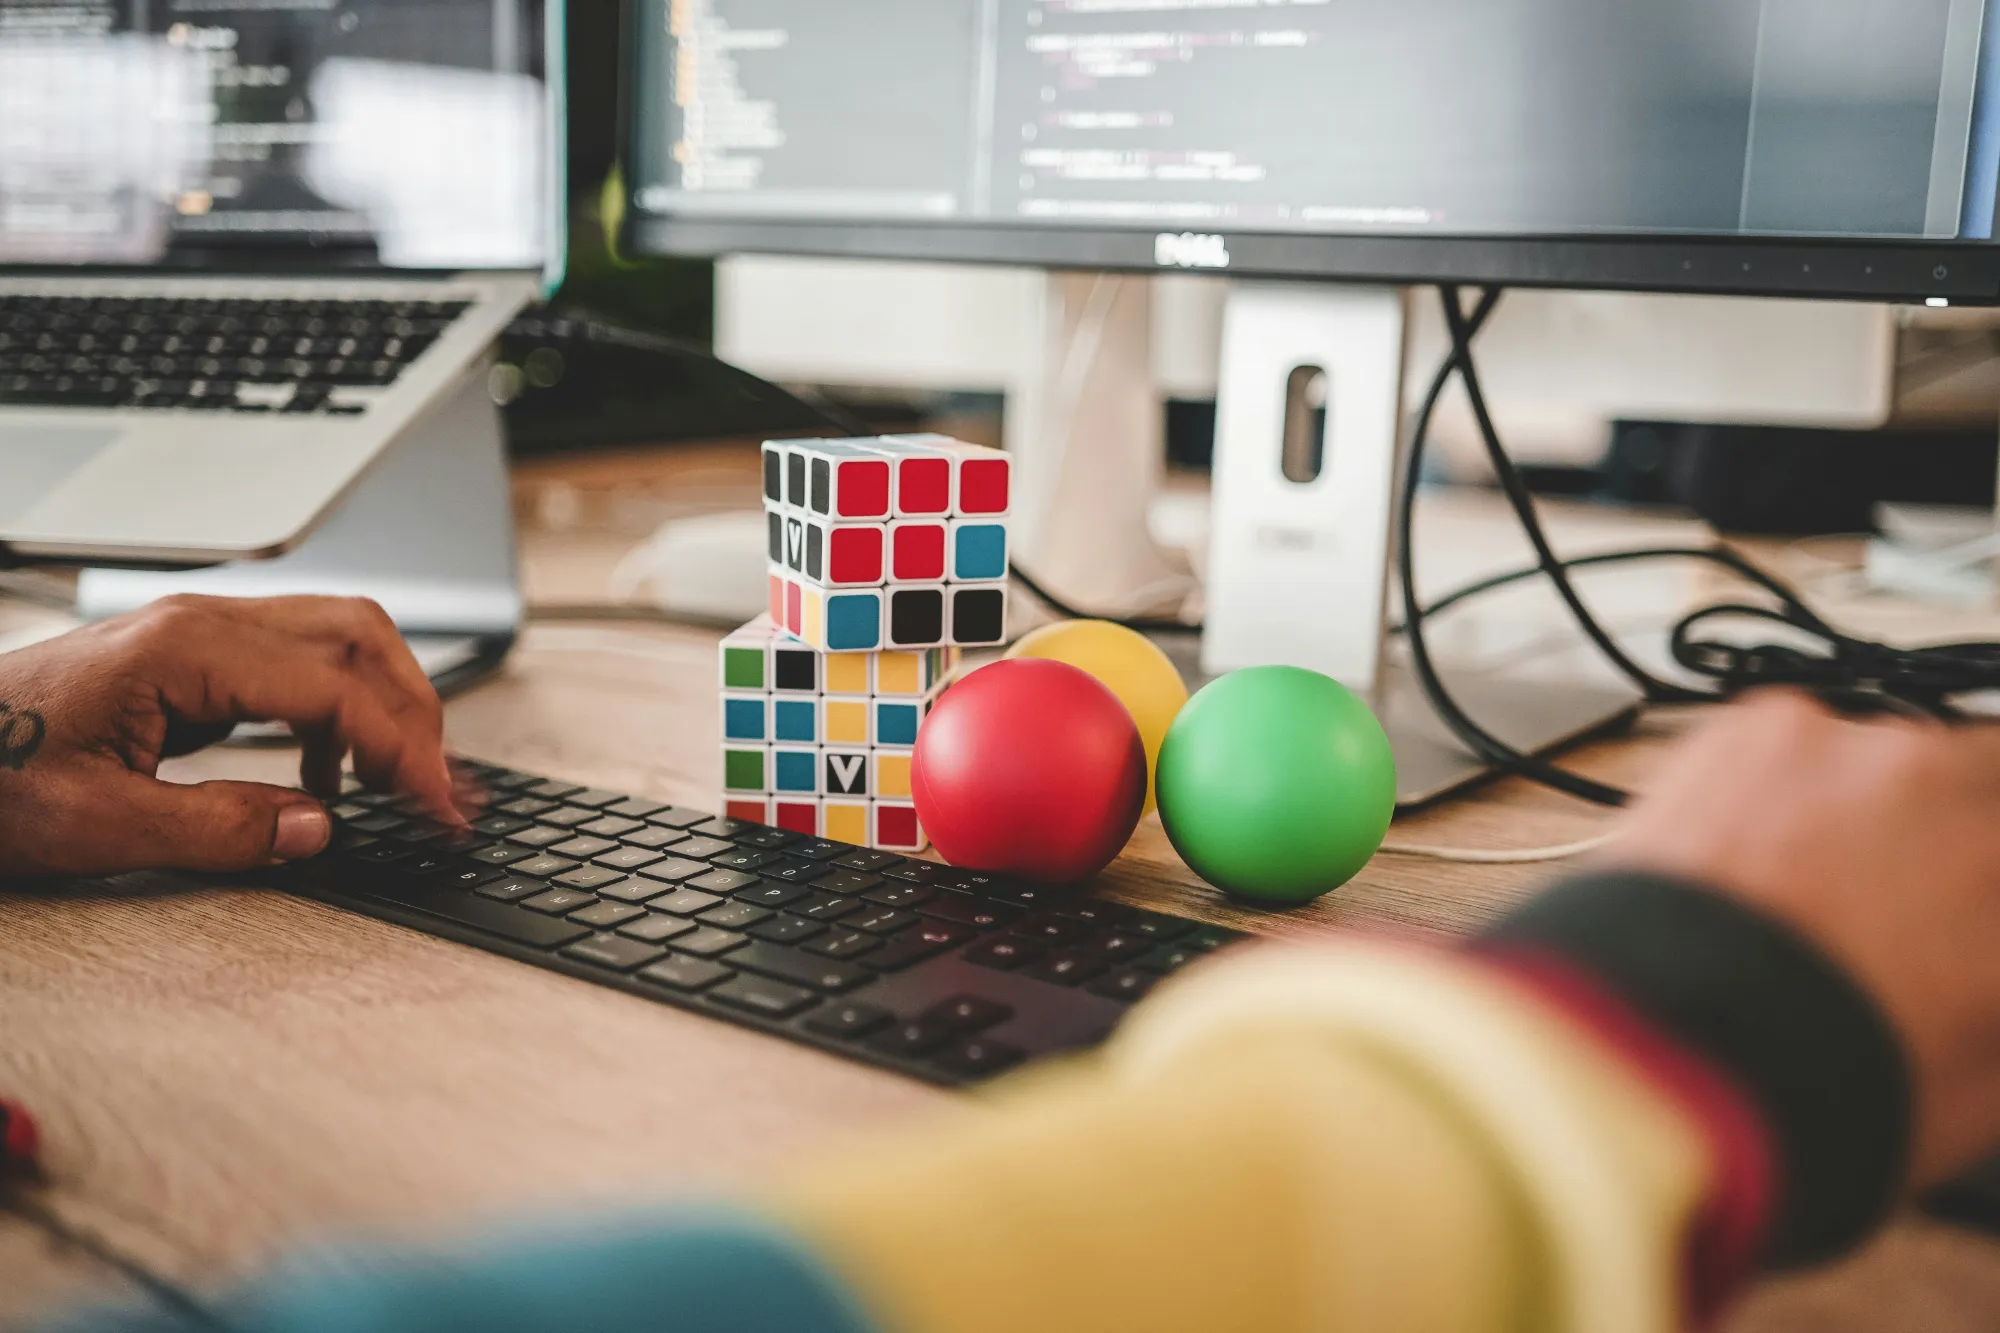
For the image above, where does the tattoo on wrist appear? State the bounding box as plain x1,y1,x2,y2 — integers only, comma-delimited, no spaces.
0,703,46,770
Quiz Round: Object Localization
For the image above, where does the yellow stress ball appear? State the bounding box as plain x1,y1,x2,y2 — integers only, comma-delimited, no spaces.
1007,620,1189,816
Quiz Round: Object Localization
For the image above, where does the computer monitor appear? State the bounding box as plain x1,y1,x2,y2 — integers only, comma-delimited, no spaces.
618,0,2000,802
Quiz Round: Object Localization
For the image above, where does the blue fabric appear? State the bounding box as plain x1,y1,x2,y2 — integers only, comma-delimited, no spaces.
45,1212,877,1333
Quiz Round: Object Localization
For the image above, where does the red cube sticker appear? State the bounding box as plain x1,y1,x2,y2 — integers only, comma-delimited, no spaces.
827,525,885,584
835,458,892,518
896,456,951,515
775,801,818,835
876,803,920,848
957,458,1009,515
891,522,947,582
785,579,803,635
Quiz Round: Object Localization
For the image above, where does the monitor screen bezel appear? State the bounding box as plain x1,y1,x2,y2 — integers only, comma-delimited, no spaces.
616,0,2000,306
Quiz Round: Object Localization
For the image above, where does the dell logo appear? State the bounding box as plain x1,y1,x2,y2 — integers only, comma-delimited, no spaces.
1155,232,1231,269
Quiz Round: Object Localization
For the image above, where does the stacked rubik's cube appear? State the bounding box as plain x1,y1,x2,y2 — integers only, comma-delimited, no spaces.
762,434,1011,652
719,434,1010,851
719,616,956,851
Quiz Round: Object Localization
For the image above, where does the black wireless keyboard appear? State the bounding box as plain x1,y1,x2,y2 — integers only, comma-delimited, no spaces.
272,759,1245,1085
0,295,468,413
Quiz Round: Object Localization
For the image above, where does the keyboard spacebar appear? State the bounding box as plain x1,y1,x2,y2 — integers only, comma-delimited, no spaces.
350,874,591,948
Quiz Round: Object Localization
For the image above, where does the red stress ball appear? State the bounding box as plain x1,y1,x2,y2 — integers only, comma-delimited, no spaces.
913,658,1147,883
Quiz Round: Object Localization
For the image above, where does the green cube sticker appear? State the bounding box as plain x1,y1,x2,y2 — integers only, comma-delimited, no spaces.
723,747,766,791
722,645,765,690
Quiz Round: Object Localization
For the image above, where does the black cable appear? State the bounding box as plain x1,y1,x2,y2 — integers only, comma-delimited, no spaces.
2,1190,233,1331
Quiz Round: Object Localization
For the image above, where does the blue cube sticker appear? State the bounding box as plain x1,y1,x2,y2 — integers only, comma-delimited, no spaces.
876,701,922,746
825,593,882,651
953,524,1007,581
722,697,766,742
773,699,818,743
774,749,818,792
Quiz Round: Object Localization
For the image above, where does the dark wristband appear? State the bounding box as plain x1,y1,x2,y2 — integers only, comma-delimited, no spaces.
1480,871,1910,1270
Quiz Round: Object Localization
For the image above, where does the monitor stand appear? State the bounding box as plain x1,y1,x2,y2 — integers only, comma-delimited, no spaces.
1197,283,1641,808
76,364,522,698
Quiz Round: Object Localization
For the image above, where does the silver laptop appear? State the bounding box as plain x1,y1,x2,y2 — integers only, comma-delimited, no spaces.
0,0,564,566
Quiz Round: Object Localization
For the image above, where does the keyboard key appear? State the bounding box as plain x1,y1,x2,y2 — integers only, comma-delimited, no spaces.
918,891,1019,930
922,995,1014,1031
709,848,782,872
805,1002,894,1040
553,866,630,892
882,862,949,885
538,806,603,830
675,927,749,958
564,788,629,810
964,937,1044,970
498,796,559,817
1057,901,1139,927
474,876,546,902
669,836,734,860
1012,915,1094,945
356,876,590,948
406,853,462,877
804,930,880,961
731,827,799,851
796,892,862,921
689,817,757,839
936,870,1006,895
1136,946,1199,974
870,1018,955,1058
688,869,759,895
562,934,665,972
595,877,670,904
729,942,872,992
549,836,618,860
471,813,535,837
787,839,850,862
985,882,1061,908
834,850,903,873
636,857,710,883
849,907,918,935
710,975,817,1019
819,870,887,896
349,811,408,834
620,826,687,851
935,1038,1025,1080
649,888,725,917
863,921,972,971
509,854,581,879
639,955,734,991
569,900,646,929
1126,912,1197,942
1089,970,1159,1002
748,914,825,944
523,888,597,915
593,846,664,871
1184,925,1244,951
618,914,697,944
1026,952,1105,986
579,815,644,838
439,865,505,890
859,881,927,908
467,843,537,867
355,842,412,864
737,881,812,908
645,806,714,829
1096,933,1154,962
505,825,574,849
486,771,544,792
604,796,669,819
698,902,773,931
759,858,832,884
525,779,585,800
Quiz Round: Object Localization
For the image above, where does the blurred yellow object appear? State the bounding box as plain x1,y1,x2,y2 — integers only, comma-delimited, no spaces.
1007,620,1188,815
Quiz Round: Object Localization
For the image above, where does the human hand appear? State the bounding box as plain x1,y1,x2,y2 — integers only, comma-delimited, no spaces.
0,594,457,879
1607,690,2000,1185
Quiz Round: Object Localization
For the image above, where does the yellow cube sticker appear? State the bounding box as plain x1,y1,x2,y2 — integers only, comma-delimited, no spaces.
876,651,921,695
825,652,870,694
875,751,913,799
825,698,869,745
824,800,869,845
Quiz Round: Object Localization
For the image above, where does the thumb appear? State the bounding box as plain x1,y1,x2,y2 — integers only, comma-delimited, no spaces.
110,776,332,873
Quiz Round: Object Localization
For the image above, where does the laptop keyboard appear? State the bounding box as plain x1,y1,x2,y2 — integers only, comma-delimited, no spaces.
0,295,470,414
270,759,1247,1085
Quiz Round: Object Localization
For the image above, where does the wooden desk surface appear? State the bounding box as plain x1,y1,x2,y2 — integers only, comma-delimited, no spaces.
7,448,2000,1330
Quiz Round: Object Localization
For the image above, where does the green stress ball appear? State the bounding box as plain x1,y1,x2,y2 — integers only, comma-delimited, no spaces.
1156,666,1396,905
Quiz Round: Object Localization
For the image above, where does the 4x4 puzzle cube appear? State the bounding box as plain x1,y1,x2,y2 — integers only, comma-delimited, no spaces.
718,613,956,852
763,434,1010,652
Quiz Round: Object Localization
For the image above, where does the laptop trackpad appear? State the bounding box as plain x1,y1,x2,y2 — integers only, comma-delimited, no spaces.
0,424,122,526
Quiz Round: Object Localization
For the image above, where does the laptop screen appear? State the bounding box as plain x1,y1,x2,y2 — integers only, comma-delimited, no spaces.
0,0,552,271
